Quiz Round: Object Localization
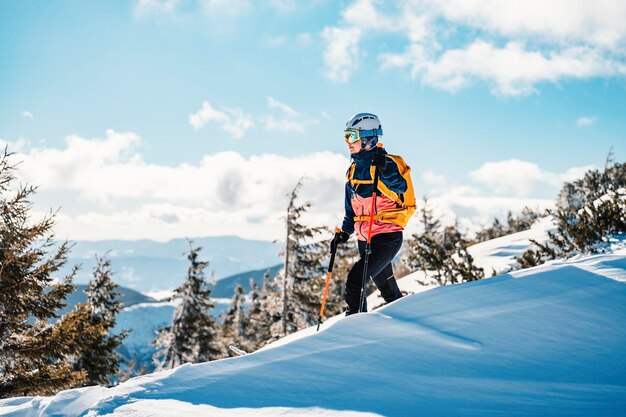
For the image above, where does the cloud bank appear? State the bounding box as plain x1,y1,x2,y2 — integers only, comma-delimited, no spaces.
323,0,626,95
1,130,593,242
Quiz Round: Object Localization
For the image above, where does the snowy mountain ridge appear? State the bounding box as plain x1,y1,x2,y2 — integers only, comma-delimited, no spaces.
2,224,625,417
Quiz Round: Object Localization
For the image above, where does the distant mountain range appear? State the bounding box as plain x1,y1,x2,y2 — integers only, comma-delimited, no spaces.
209,264,283,298
58,284,156,316
55,235,283,293
59,262,283,318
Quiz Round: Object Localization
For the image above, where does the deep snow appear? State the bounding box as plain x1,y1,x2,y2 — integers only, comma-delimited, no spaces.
2,238,625,417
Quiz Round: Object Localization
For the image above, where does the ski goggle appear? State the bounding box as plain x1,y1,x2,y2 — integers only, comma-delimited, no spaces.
343,127,383,144
344,128,362,144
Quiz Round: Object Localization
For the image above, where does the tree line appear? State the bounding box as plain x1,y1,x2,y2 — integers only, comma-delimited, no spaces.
0,160,354,397
401,152,625,280
2,149,624,398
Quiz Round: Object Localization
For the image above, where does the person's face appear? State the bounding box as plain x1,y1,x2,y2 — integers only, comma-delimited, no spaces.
348,139,361,154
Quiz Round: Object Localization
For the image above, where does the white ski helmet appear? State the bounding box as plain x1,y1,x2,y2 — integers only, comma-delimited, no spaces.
345,113,383,149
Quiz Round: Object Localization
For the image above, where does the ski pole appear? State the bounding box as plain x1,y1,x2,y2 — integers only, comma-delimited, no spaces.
317,228,340,331
358,165,380,313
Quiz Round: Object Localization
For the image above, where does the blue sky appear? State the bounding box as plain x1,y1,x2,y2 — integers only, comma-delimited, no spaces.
1,0,625,241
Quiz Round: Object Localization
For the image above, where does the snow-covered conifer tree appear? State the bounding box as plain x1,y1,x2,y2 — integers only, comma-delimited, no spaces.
279,178,326,335
518,160,626,269
419,195,441,237
222,284,251,355
0,150,103,397
152,242,222,370
74,255,128,386
247,272,281,348
405,197,483,285
404,196,443,272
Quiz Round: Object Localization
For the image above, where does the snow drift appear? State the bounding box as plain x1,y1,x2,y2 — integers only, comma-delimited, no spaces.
2,247,625,416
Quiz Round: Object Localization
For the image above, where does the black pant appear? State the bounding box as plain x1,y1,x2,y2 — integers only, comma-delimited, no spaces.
344,231,403,315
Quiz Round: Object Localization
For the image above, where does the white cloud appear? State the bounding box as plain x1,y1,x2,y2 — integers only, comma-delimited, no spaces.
9,133,595,242
326,0,626,94
427,0,626,49
577,115,598,127
11,131,349,241
383,41,625,96
13,130,142,205
263,97,315,133
321,0,404,83
322,26,362,83
21,111,34,120
341,0,398,32
190,98,314,136
189,101,254,138
267,96,298,117
416,186,554,238
421,170,447,186
0,137,30,153
469,159,595,197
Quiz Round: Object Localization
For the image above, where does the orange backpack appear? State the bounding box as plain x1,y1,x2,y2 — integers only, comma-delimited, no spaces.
347,152,416,228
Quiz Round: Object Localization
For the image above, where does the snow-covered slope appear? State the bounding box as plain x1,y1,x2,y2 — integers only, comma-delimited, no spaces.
467,216,554,273
369,216,555,308
3,246,625,417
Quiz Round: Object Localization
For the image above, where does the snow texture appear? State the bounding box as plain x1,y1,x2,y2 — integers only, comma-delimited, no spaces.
2,225,625,416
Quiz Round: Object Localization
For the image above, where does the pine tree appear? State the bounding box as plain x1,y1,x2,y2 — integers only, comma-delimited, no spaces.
475,207,542,243
446,246,484,284
408,233,450,281
404,197,443,272
152,242,222,370
419,195,441,236
247,272,282,348
279,178,326,336
238,279,264,352
518,188,626,268
556,159,626,212
518,160,626,269
74,254,128,386
475,217,505,242
404,197,484,286
222,284,251,355
0,150,102,397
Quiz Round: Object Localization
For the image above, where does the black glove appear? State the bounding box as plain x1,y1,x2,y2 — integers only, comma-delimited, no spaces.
330,230,350,253
371,152,387,169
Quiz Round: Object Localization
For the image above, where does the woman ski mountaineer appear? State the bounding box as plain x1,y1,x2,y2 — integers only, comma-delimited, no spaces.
331,113,415,315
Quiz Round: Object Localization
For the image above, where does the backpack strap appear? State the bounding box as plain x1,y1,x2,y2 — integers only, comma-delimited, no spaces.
347,154,416,228
347,163,376,186
347,156,405,206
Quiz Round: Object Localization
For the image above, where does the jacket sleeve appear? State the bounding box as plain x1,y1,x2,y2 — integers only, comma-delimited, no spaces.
379,156,407,195
341,181,356,235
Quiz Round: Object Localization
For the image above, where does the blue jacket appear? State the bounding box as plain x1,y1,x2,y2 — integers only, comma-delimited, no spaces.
341,146,408,238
